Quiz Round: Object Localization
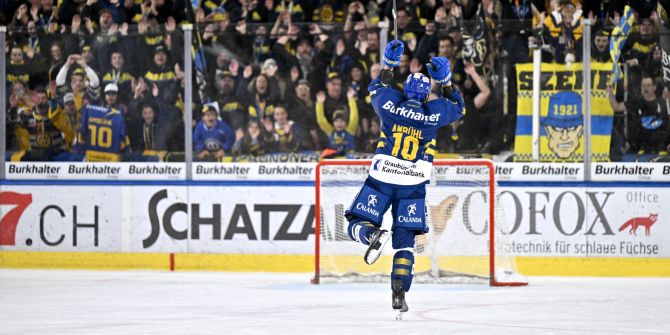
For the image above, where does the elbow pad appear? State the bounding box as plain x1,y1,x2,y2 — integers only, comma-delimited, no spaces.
380,69,394,86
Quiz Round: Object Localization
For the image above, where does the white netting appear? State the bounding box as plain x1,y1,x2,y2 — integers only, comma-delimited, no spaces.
315,160,527,286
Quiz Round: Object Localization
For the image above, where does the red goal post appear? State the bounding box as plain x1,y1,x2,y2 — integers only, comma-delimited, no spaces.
313,159,528,287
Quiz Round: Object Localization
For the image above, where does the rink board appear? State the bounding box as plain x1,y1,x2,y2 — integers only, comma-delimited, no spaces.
1,252,669,277
1,181,670,276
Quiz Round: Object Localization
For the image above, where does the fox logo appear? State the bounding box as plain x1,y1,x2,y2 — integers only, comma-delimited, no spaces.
407,203,417,216
367,194,377,207
618,213,658,236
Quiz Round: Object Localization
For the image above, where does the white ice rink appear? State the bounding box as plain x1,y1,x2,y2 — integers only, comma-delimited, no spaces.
1,270,669,335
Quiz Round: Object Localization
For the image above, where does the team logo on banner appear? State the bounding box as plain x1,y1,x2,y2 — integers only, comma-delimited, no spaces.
514,62,615,162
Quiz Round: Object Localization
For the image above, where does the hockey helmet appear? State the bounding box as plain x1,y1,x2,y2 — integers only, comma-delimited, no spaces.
404,72,431,101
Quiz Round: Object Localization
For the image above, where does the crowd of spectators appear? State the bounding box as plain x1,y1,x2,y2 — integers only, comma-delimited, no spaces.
2,0,670,162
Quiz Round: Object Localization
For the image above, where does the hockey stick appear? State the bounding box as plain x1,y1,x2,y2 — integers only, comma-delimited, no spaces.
392,0,398,41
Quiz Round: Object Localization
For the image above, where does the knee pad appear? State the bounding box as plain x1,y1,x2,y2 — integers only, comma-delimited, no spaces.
345,183,391,224
394,198,429,233
391,250,414,292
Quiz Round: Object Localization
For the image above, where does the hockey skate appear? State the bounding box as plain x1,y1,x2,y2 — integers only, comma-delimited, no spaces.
392,279,408,320
364,229,390,265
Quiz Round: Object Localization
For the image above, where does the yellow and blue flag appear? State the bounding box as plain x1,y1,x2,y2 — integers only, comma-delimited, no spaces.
514,63,615,162
609,6,635,84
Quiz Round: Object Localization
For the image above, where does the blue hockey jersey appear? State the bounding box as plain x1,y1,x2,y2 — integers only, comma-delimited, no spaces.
367,77,465,185
78,104,129,162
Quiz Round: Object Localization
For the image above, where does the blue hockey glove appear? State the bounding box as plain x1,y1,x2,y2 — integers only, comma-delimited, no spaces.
426,56,452,85
383,40,405,68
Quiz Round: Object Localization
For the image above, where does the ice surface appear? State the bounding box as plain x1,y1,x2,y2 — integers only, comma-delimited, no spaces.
1,270,669,335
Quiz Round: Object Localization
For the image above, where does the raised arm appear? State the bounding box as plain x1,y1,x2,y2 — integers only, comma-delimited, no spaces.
608,85,625,112
315,91,334,134
464,62,490,110
56,55,75,87
368,40,405,108
346,88,359,135
426,56,465,124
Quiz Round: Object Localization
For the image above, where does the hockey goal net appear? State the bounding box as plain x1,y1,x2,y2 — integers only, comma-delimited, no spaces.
313,159,527,286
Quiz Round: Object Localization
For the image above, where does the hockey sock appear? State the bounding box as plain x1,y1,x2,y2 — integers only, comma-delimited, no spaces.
347,220,378,245
391,250,414,292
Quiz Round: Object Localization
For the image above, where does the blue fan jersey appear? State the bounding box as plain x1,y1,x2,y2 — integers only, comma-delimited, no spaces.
78,104,129,162
367,77,465,185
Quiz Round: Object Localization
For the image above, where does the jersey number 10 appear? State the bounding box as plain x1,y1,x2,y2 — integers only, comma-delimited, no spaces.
88,124,113,148
391,132,419,161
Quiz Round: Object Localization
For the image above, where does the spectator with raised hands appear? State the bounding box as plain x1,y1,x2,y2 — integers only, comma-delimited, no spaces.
623,17,658,98
239,69,276,122
143,44,179,104
266,105,307,153
286,79,321,150
214,69,248,131
540,0,583,64
101,50,134,105
344,1,370,44
55,54,101,110
319,72,358,127
14,86,75,162
11,4,31,29
20,21,45,66
451,61,492,152
384,6,422,50
353,28,381,71
82,0,128,24
316,88,359,157
232,118,275,156
271,19,302,78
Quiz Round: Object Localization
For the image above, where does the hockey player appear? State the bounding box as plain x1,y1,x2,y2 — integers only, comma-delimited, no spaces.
344,39,465,318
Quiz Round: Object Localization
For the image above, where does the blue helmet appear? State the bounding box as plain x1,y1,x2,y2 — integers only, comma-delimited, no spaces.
404,72,431,101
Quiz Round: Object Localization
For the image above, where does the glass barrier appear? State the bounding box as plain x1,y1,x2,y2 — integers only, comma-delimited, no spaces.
4,21,186,163
608,28,669,163
3,14,670,165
